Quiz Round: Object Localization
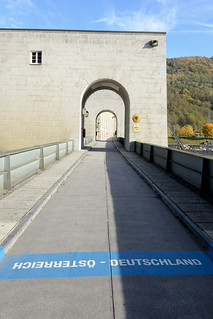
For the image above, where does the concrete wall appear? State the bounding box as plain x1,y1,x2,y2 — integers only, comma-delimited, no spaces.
0,29,167,151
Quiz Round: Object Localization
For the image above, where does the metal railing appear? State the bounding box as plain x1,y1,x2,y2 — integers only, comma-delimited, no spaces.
0,139,74,194
167,121,185,150
84,137,93,145
134,141,213,197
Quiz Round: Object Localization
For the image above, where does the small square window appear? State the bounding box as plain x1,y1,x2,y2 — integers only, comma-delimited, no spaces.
31,51,42,64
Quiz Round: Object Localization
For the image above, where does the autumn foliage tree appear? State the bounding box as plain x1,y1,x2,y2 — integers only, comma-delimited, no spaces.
167,127,172,137
202,123,213,137
167,56,213,130
178,125,194,136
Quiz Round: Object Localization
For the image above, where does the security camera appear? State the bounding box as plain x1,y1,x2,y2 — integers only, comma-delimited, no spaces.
150,40,158,47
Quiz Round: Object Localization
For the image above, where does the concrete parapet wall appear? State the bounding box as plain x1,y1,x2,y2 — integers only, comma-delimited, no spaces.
134,141,213,196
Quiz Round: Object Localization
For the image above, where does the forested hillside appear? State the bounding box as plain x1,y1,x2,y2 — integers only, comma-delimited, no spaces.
167,56,213,130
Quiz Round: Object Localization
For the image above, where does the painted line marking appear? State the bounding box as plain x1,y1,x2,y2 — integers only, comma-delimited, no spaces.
0,251,213,280
0,247,5,263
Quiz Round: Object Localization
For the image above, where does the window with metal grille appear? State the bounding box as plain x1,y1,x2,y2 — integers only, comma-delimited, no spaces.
31,51,42,64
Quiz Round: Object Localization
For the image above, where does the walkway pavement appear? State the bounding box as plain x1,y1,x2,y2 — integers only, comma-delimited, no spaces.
0,149,89,248
0,142,213,319
114,142,213,244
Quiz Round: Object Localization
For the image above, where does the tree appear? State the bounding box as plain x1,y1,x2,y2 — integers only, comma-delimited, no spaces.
168,127,172,137
167,56,213,131
202,123,213,137
178,125,194,136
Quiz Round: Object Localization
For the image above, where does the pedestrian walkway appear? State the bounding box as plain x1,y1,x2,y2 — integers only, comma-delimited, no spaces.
0,142,213,319
114,141,213,245
0,149,89,248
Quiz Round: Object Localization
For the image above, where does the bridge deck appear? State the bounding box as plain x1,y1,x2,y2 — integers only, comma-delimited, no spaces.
0,142,213,319
115,141,213,244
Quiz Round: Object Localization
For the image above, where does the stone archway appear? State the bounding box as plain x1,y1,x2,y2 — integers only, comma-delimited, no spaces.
81,79,130,149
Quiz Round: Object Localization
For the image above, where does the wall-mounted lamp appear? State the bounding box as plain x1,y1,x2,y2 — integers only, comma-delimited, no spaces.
82,108,89,117
150,40,158,47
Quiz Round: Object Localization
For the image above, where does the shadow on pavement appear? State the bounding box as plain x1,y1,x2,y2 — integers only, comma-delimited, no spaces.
103,141,213,319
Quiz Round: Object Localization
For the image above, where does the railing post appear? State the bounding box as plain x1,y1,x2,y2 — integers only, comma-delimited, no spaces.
39,147,44,171
66,142,69,155
3,155,11,191
56,144,60,160
201,158,210,195
140,143,143,157
150,145,154,162
166,148,172,173
72,139,74,152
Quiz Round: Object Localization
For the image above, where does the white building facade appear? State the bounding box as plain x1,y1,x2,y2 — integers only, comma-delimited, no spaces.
0,29,167,151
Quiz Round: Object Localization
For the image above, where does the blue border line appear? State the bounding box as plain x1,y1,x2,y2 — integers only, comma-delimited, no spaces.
208,243,213,258
0,247,5,263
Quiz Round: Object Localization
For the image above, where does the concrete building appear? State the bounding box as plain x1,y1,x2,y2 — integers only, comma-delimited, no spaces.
96,111,117,141
0,29,167,151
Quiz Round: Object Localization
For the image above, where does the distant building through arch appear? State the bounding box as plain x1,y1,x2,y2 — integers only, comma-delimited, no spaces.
96,110,117,141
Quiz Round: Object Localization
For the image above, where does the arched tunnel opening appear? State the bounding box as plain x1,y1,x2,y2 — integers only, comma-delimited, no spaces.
96,110,117,141
80,79,130,150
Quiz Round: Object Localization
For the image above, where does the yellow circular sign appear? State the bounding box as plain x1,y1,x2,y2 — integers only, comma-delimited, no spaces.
133,124,140,133
132,114,140,123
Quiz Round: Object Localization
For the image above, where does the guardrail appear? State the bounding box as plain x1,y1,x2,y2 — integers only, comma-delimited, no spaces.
134,141,213,197
117,138,213,197
84,137,93,145
0,139,74,195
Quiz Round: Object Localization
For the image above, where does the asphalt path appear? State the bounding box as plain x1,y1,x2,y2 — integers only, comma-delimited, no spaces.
0,141,213,319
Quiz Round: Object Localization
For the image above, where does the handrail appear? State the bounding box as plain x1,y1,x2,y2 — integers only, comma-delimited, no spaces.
0,139,74,194
0,140,73,158
167,121,185,150
134,140,213,197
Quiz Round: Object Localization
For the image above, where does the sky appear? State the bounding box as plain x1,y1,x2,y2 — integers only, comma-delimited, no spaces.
0,0,213,58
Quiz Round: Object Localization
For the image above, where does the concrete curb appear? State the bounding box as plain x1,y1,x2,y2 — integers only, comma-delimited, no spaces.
114,142,213,258
0,149,90,255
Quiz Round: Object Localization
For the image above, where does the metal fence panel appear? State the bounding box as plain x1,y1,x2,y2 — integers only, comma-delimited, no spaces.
171,151,203,173
128,140,213,196
143,144,152,161
153,146,168,169
135,142,141,155
11,160,40,187
170,162,202,189
0,140,74,194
